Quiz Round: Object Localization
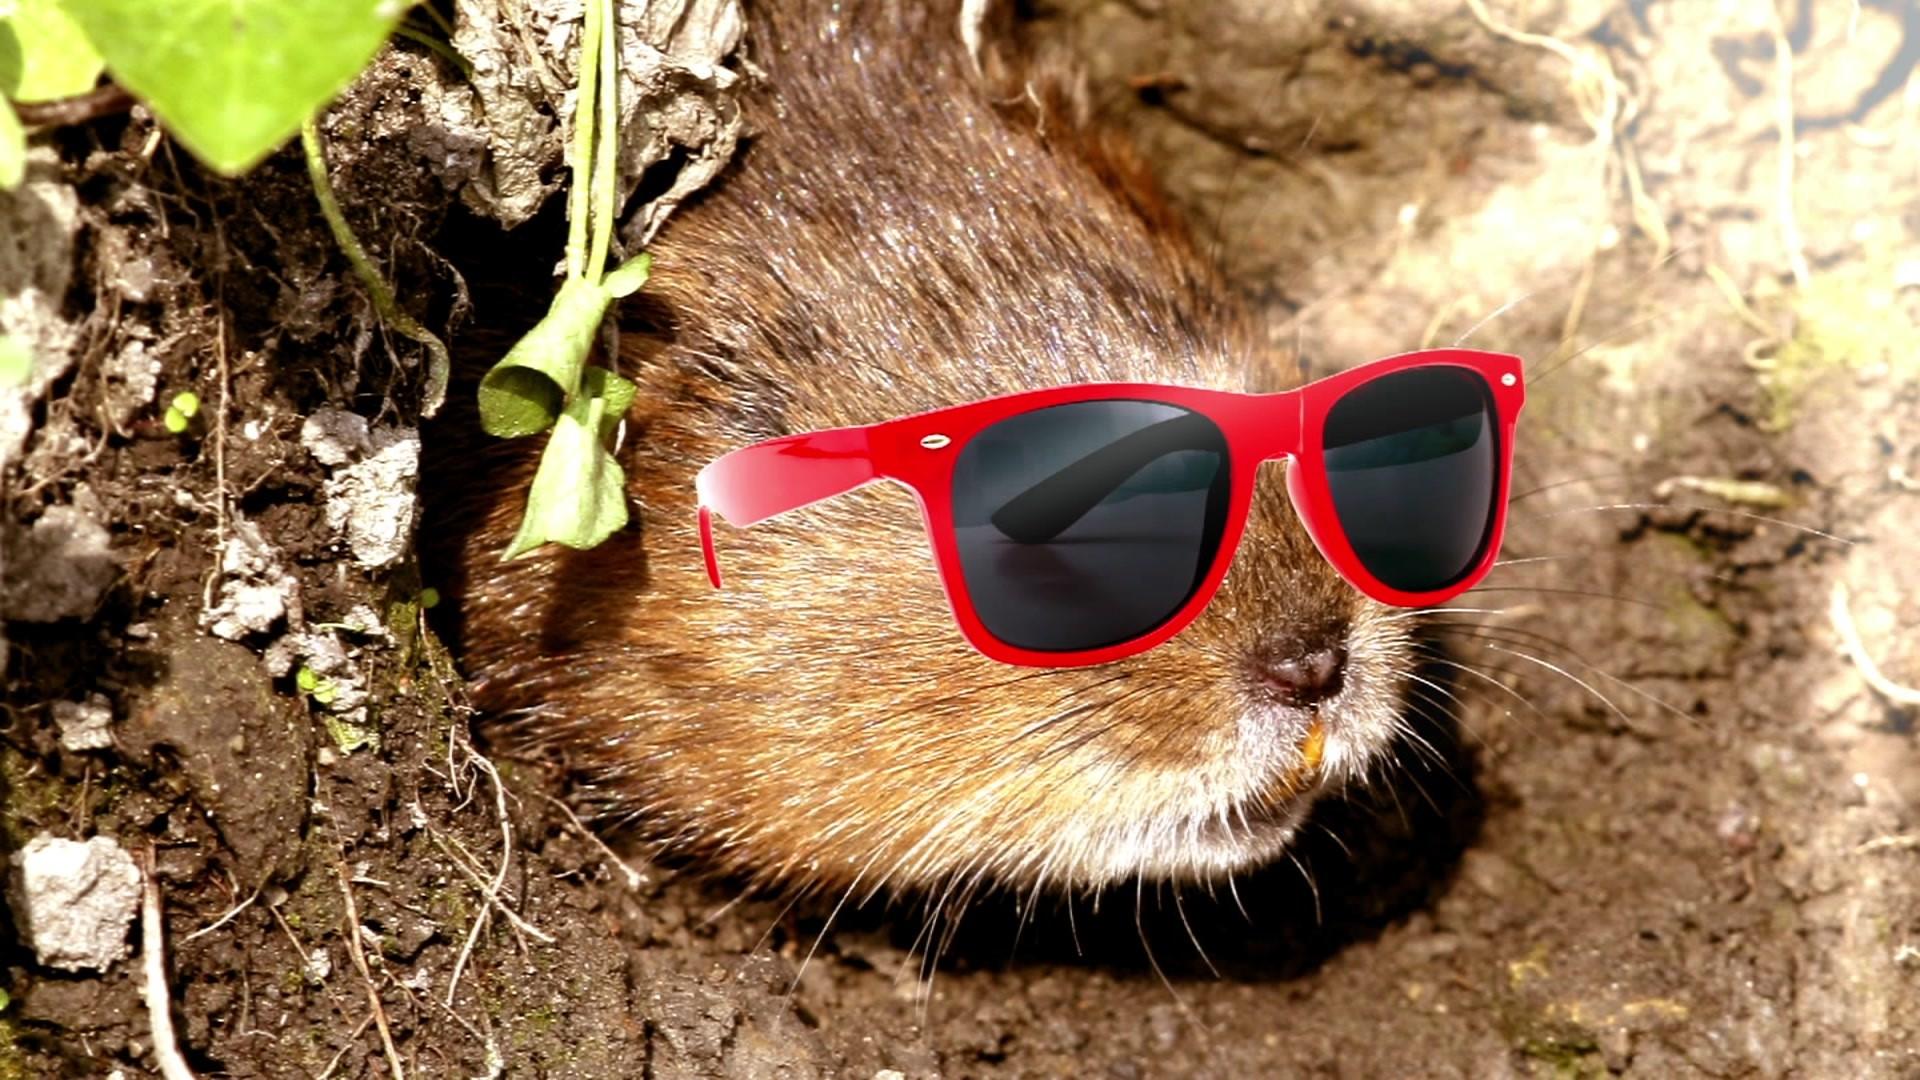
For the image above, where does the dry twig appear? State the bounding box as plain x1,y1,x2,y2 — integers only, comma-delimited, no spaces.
337,862,408,1080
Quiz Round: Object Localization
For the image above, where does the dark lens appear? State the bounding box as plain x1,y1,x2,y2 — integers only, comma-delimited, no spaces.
950,400,1230,653
1322,366,1498,593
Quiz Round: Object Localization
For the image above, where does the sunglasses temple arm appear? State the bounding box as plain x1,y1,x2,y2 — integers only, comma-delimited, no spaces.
990,412,1222,543
698,505,724,588
694,425,877,589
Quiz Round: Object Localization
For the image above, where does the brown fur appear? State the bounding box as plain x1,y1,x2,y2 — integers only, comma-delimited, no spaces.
439,0,1414,900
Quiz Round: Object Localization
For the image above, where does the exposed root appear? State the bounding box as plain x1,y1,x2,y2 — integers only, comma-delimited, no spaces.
428,825,557,946
1465,0,1621,147
181,871,262,945
440,726,544,1008
141,848,199,1080
541,790,650,891
1829,579,1920,708
313,1013,378,1080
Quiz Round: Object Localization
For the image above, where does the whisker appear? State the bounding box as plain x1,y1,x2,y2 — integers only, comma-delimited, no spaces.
1286,850,1322,927
1460,584,1666,612
1453,286,1551,347
1522,501,1853,545
1411,647,1550,726
1378,604,1516,624
1508,472,1639,503
1478,643,1633,726
1428,623,1699,728
1492,554,1585,568
783,857,881,1008
1312,820,1355,863
1134,873,1192,1016
1224,870,1250,923
1170,882,1220,978
1390,715,1454,777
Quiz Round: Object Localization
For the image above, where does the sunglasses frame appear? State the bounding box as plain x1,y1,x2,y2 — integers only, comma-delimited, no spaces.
697,347,1525,667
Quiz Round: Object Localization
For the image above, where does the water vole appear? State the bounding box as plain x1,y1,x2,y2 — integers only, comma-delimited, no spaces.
439,0,1416,899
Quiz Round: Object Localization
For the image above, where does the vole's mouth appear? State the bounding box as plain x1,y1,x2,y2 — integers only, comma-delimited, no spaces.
1208,716,1327,819
1142,718,1334,881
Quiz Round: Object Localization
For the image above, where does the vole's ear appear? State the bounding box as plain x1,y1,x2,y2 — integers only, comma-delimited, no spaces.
964,1,1092,130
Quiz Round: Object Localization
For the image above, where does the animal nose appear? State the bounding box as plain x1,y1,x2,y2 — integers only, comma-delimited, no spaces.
1251,644,1347,707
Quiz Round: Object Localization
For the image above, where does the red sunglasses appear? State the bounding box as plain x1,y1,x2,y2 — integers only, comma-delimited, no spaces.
696,348,1525,667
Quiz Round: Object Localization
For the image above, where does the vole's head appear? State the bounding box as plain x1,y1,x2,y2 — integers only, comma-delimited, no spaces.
582,458,1415,896
456,0,1419,900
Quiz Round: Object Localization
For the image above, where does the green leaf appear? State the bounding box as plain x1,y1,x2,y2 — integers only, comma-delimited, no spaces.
502,366,631,560
603,252,652,298
597,369,635,442
477,277,613,438
0,333,29,385
0,0,104,101
53,0,405,175
0,97,21,190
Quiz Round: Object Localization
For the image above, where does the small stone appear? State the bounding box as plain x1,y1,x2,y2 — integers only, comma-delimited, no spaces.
299,408,372,467
8,834,142,972
305,947,332,985
52,693,114,752
322,428,421,571
301,409,421,571
201,517,301,641
2,505,116,622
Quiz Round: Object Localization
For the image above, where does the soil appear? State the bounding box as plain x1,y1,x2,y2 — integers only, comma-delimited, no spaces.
4,0,1919,1077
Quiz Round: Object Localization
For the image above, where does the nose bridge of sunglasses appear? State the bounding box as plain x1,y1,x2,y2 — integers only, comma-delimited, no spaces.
1214,388,1303,464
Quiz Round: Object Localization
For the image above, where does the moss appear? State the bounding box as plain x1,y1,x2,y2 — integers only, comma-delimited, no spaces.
1752,261,1920,431
0,745,68,849
1515,1035,1605,1078
0,1020,28,1080
525,1004,559,1033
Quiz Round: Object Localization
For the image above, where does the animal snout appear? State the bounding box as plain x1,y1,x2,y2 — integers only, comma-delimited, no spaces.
1249,637,1348,707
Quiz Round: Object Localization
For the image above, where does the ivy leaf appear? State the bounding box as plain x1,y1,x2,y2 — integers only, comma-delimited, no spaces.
0,0,104,101
0,98,21,190
54,0,405,175
502,366,634,560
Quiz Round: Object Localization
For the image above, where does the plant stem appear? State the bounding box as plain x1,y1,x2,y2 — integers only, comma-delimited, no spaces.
588,0,620,283
564,0,606,283
301,116,451,417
